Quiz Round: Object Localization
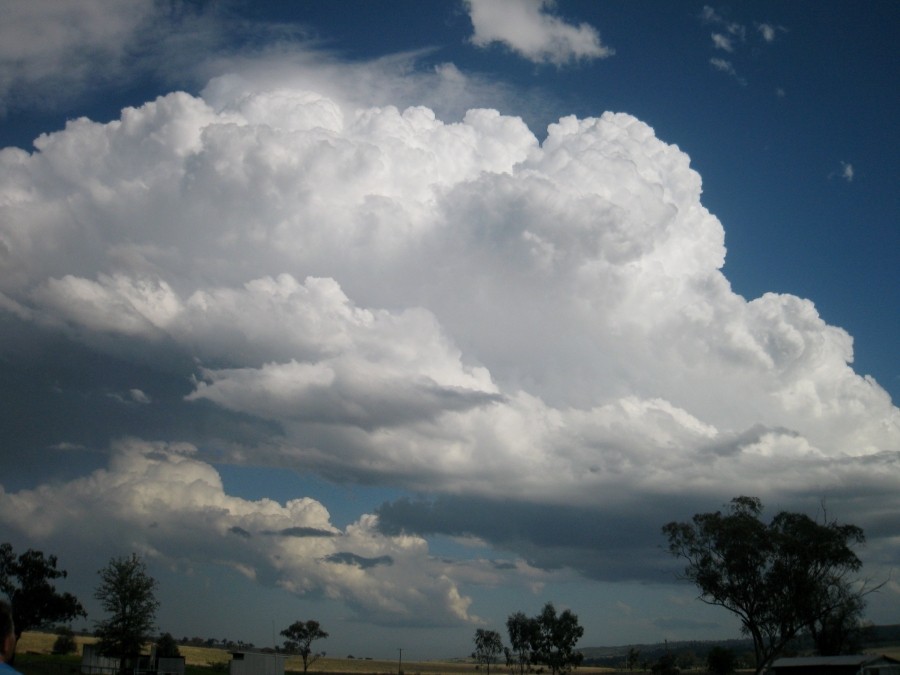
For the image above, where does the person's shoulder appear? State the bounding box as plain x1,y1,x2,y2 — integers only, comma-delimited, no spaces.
0,662,22,675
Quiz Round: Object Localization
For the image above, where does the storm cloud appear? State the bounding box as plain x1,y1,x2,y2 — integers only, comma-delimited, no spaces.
1,57,897,629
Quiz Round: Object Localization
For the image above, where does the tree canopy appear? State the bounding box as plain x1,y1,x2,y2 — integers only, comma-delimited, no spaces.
532,603,584,675
505,611,538,675
473,628,503,675
0,542,86,638
281,620,328,673
156,632,181,658
505,603,583,675
93,553,159,673
662,496,872,674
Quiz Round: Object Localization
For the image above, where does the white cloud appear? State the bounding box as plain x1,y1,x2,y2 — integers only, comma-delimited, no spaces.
841,161,855,182
0,439,485,626
465,0,613,65
0,0,156,112
711,33,734,52
700,6,745,41
129,389,151,404
1,66,898,622
709,57,746,85
4,78,897,462
710,57,737,76
757,22,787,43
0,0,228,117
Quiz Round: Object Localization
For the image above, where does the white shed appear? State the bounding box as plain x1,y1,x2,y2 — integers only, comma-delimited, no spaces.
229,651,286,675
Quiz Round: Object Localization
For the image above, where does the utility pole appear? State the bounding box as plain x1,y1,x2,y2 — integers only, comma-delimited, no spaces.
398,648,403,675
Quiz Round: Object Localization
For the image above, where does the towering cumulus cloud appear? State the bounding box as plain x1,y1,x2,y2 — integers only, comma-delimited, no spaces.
0,71,897,627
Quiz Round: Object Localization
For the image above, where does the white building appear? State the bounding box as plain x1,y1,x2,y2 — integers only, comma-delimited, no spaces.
229,651,286,675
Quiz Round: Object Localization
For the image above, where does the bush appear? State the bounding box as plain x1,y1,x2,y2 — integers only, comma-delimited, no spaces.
157,632,181,658
52,628,77,655
650,653,679,675
707,646,736,675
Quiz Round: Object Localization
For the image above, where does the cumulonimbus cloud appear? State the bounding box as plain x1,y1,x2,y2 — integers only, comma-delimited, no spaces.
1,62,898,624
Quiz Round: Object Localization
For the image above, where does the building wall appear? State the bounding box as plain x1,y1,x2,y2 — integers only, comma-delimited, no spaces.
229,652,286,675
81,644,120,675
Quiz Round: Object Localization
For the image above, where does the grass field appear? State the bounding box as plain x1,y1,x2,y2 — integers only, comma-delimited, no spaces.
16,631,900,675
15,633,616,675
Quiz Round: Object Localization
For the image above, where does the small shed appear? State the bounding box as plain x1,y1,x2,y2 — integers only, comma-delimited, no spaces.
770,654,900,675
229,651,286,675
81,644,119,675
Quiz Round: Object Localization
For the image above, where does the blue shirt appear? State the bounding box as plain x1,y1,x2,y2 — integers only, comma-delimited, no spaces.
0,660,23,675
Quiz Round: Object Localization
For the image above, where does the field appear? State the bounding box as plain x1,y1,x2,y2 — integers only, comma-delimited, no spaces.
16,632,900,675
15,633,617,675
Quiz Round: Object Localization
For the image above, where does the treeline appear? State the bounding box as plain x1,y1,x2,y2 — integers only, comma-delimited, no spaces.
581,639,754,668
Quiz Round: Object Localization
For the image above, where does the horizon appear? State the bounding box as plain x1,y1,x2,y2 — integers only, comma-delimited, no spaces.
1,0,897,661
20,622,900,661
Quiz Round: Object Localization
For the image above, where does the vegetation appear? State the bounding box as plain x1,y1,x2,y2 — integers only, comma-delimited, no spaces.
0,542,86,638
51,626,77,654
648,652,678,674
705,645,736,674
805,581,865,655
662,496,876,674
503,603,584,675
624,648,639,672
281,620,329,673
472,629,503,675
94,553,160,674
505,611,536,675
157,631,182,658
532,603,584,675
14,627,900,675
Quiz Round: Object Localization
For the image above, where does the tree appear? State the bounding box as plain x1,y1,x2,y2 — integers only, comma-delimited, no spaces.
706,646,736,675
804,574,865,655
0,543,87,638
280,620,328,673
649,652,679,675
94,553,160,675
662,496,874,675
52,627,78,654
505,611,537,675
531,603,584,675
473,629,503,675
625,647,640,671
156,632,181,658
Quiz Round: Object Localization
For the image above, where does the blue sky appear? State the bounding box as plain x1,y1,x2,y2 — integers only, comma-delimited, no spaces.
0,0,897,660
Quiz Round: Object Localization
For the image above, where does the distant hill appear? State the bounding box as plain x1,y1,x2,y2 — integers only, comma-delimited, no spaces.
579,624,900,669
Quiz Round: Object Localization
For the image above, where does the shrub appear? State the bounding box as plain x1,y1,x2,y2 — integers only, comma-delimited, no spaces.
52,628,77,655
707,646,736,675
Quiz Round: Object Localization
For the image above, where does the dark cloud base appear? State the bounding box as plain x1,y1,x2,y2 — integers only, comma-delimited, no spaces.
374,494,713,583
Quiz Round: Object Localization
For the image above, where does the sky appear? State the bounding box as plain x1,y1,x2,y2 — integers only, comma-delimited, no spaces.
0,0,898,661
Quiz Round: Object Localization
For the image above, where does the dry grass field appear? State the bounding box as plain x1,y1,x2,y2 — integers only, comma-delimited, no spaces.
17,631,900,675
18,632,98,654
16,633,618,675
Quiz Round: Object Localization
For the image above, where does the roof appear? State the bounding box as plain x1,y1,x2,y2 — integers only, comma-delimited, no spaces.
772,654,900,668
